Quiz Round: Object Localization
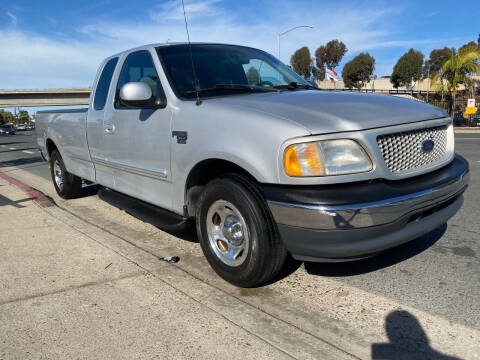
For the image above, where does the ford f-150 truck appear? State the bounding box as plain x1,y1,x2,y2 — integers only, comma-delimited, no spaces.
36,43,469,287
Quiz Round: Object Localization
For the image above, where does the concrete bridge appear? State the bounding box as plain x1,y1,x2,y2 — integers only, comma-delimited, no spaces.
0,88,91,107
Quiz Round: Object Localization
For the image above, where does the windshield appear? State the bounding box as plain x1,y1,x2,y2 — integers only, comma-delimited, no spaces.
156,44,310,99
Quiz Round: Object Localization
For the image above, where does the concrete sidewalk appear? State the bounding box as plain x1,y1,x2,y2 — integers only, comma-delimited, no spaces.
0,178,292,359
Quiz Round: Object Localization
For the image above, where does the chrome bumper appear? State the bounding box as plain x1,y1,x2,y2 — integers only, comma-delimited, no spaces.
268,159,469,231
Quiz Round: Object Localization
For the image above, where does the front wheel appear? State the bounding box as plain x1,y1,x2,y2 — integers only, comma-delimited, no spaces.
196,176,287,287
50,150,82,199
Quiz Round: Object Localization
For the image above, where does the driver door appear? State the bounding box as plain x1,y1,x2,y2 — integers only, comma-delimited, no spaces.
102,50,174,211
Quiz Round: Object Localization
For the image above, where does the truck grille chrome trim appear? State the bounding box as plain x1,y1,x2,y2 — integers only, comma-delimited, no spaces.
377,125,448,173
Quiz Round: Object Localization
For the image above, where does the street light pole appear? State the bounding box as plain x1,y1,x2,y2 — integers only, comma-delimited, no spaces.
278,25,314,61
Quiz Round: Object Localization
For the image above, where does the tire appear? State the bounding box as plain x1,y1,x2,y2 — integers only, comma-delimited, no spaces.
50,150,82,199
196,175,287,287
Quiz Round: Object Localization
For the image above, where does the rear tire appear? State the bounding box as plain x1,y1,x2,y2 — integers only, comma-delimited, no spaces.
196,175,287,287
50,150,82,199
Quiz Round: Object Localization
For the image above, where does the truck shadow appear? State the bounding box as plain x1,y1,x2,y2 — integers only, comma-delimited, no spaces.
304,224,447,277
371,310,461,359
0,157,43,168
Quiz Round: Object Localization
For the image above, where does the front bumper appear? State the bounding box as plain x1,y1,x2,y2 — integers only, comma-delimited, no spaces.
265,154,469,262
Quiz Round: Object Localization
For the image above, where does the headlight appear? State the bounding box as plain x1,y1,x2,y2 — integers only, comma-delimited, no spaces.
284,139,373,177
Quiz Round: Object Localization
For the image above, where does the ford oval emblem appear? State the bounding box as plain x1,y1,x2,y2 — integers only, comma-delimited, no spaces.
421,139,435,153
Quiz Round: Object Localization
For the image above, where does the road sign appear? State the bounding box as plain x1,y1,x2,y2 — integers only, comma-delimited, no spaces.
467,98,475,107
465,107,477,115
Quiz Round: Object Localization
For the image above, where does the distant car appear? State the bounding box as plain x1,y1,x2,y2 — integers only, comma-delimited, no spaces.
471,111,480,127
0,125,15,135
15,124,27,131
453,114,467,127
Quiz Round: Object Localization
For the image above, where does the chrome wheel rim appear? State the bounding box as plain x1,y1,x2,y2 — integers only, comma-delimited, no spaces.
206,200,249,267
53,160,64,191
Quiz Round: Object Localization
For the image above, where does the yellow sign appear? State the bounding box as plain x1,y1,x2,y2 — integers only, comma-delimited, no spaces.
465,107,477,115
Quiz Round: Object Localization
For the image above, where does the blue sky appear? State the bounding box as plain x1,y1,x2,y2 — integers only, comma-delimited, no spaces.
0,0,478,93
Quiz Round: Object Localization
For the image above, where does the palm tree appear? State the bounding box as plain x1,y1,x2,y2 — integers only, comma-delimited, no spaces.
432,44,480,115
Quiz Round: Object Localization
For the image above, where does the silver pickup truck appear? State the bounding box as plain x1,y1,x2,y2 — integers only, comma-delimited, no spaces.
36,43,469,287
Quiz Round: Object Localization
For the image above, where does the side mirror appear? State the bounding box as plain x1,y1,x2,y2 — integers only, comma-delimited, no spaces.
119,82,166,109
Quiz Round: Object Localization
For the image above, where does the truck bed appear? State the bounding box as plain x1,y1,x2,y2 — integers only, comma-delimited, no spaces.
36,108,94,181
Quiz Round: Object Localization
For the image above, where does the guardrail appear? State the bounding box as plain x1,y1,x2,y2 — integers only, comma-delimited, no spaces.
0,88,91,107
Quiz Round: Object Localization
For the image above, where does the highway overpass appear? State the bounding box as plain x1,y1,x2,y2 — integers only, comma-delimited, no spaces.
0,88,91,107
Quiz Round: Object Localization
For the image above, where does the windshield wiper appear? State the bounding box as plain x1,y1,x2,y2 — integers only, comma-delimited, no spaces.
186,83,280,95
273,82,320,91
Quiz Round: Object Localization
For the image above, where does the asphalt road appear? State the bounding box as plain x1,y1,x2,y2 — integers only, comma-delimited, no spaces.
1,130,479,330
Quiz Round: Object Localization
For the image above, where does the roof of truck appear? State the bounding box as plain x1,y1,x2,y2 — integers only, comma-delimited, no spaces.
106,42,252,60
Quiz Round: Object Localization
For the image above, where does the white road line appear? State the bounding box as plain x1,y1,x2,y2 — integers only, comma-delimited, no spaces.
22,150,34,154
1,145,5,147
9,147,16,150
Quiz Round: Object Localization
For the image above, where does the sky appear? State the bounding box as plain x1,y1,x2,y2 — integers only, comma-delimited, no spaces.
0,0,478,94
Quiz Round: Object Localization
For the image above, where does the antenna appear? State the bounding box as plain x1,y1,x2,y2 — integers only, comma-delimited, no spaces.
181,0,202,106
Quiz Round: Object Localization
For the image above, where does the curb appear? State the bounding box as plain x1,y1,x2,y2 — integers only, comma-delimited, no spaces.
0,171,54,208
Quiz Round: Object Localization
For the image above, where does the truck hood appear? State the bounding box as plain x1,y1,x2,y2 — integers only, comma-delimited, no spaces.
209,90,447,134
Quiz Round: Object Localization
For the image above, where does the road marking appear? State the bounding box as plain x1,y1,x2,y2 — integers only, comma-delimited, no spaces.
22,150,34,154
1,145,5,147
9,147,16,150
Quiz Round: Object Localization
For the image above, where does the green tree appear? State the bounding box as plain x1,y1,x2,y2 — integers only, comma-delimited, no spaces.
433,44,480,114
342,53,375,89
391,49,424,93
0,109,15,125
18,110,30,124
459,41,478,53
424,47,454,77
290,47,312,80
314,40,347,80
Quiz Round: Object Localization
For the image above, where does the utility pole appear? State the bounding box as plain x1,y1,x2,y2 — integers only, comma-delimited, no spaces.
426,62,430,103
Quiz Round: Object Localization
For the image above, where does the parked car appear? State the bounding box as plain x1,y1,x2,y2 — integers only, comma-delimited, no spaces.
35,43,469,287
15,124,27,131
453,114,467,127
0,124,15,135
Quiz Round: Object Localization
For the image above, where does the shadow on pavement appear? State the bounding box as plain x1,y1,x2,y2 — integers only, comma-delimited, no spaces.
0,157,43,168
0,193,35,208
304,224,447,277
371,310,461,360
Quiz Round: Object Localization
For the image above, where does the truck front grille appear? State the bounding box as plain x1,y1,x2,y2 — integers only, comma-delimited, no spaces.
377,125,448,173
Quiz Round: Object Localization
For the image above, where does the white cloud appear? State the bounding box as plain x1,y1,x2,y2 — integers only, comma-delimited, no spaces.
150,0,223,21
6,11,18,26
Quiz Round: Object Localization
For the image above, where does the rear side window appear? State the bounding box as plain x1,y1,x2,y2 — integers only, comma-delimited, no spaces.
93,57,118,111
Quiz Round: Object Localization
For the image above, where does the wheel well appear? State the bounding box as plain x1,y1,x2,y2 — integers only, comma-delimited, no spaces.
185,159,258,218
46,139,58,157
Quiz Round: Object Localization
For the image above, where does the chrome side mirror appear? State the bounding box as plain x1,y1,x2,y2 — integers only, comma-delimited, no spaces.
120,82,152,102
119,82,167,109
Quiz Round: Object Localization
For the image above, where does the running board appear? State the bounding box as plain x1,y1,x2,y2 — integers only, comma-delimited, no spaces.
97,187,192,232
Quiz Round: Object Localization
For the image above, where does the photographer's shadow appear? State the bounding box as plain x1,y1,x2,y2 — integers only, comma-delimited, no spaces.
372,310,461,360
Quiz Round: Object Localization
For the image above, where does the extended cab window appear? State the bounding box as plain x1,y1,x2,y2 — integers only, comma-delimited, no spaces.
115,50,164,108
93,57,118,111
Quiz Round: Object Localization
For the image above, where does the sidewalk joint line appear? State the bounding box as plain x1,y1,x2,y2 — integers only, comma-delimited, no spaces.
0,273,143,307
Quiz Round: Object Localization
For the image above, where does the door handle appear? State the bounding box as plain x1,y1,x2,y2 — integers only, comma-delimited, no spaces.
104,123,115,134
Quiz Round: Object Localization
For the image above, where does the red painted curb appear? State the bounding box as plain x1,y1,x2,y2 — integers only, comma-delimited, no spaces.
0,171,54,208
